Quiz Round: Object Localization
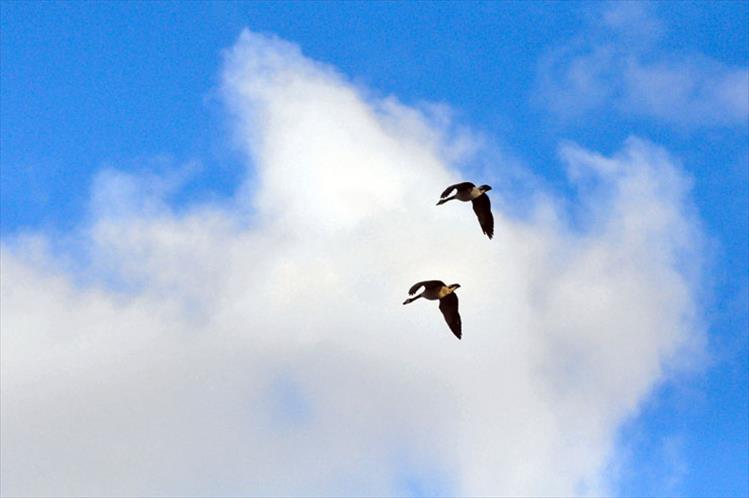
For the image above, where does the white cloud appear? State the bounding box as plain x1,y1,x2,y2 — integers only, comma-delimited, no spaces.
621,56,749,126
1,30,705,496
535,3,749,127
599,2,665,46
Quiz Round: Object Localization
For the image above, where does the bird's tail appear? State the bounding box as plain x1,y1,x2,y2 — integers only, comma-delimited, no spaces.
436,196,455,206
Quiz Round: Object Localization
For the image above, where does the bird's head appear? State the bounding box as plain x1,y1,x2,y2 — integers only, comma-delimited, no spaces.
449,283,461,291
479,184,492,193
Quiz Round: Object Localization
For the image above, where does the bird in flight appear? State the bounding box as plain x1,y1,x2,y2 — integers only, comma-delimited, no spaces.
402,280,462,339
436,182,494,239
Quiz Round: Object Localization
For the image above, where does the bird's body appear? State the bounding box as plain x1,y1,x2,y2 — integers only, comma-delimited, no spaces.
402,280,462,339
437,182,494,239
453,185,485,202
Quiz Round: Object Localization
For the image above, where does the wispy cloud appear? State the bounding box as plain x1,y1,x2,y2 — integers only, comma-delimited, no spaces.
1,30,705,496
535,3,748,127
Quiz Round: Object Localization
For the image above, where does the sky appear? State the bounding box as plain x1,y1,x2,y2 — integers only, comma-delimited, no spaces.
1,2,747,497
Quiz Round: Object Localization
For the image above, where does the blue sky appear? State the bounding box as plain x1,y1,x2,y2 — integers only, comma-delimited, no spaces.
1,2,747,497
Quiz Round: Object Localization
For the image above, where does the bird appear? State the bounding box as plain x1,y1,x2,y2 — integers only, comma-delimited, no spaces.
402,280,462,339
436,182,494,239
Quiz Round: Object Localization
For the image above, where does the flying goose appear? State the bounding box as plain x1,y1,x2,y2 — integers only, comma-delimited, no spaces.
436,182,494,239
402,280,462,339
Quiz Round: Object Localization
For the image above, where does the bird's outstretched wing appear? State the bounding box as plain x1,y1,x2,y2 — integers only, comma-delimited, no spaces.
408,280,445,295
439,293,462,339
440,182,475,198
471,193,494,239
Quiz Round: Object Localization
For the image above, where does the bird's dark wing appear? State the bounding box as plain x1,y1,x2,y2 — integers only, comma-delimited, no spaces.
440,182,475,198
439,293,462,339
471,193,494,239
408,280,445,295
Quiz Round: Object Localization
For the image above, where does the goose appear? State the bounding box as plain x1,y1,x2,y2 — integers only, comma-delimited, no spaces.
402,280,462,339
436,182,494,239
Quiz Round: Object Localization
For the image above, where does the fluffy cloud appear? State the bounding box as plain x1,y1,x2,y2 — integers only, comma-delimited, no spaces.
1,30,704,496
535,3,749,127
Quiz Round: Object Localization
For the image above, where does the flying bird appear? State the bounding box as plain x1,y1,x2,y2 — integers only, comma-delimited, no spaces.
402,280,462,339
436,182,494,239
